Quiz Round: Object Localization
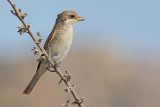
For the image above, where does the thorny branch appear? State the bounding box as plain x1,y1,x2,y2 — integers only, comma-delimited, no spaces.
7,0,86,107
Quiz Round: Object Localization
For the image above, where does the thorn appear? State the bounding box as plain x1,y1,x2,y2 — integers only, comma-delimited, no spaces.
10,10,13,13
31,47,41,55
27,23,32,28
38,38,43,43
65,70,69,74
19,8,22,14
21,13,28,19
18,8,28,19
17,26,26,35
66,100,70,104
72,97,85,105
62,100,70,106
64,71,71,82
10,10,16,15
64,87,71,93
37,32,41,36
36,32,43,43
80,97,85,103
58,78,63,85
72,85,76,90
17,25,29,35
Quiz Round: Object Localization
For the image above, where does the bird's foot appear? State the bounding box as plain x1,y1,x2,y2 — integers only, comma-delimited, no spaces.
47,64,59,72
53,64,59,71
46,67,55,72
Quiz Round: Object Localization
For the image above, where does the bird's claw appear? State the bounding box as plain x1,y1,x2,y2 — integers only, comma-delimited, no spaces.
46,67,55,72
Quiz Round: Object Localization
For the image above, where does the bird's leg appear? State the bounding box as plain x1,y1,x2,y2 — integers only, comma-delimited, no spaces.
53,63,59,71
46,64,55,72
47,62,59,72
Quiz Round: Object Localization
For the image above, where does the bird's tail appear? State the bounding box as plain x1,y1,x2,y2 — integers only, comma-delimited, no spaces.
23,61,46,95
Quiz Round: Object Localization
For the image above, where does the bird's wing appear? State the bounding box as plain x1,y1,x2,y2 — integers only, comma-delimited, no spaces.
36,25,58,71
43,27,57,50
36,61,42,72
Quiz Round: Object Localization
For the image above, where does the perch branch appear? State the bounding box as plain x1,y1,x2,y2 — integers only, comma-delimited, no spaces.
7,0,85,106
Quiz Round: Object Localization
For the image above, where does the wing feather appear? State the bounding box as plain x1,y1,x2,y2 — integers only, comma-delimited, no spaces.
37,25,57,70
44,27,57,50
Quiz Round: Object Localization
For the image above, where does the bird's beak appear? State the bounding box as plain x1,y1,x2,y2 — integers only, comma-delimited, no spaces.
77,16,85,21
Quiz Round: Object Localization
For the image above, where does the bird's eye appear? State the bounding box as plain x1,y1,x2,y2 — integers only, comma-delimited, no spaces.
70,15,75,18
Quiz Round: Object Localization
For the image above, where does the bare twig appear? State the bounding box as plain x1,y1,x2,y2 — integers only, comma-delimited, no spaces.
7,0,85,107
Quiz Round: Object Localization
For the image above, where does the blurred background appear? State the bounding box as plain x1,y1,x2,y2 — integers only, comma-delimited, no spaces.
0,0,160,107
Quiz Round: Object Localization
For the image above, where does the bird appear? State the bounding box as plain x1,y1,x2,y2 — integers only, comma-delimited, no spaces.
23,10,84,95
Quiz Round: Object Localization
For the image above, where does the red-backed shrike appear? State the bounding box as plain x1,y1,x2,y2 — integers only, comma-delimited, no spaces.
23,10,84,94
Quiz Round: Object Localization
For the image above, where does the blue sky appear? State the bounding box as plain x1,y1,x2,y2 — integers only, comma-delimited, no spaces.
1,0,160,62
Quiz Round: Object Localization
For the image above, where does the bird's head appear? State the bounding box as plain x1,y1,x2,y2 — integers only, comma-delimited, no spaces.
56,10,84,26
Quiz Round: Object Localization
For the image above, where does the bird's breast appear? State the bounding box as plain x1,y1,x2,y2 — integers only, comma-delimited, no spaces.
49,27,73,57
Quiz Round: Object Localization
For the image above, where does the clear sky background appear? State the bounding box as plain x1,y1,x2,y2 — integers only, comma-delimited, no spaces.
1,0,160,63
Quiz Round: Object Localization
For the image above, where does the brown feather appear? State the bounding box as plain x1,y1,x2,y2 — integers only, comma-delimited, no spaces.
44,27,56,50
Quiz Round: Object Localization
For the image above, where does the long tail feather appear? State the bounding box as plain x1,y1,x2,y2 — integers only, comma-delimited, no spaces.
23,61,46,95
23,72,40,94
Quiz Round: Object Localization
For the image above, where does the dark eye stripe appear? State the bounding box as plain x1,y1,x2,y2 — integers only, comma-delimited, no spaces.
70,15,75,18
